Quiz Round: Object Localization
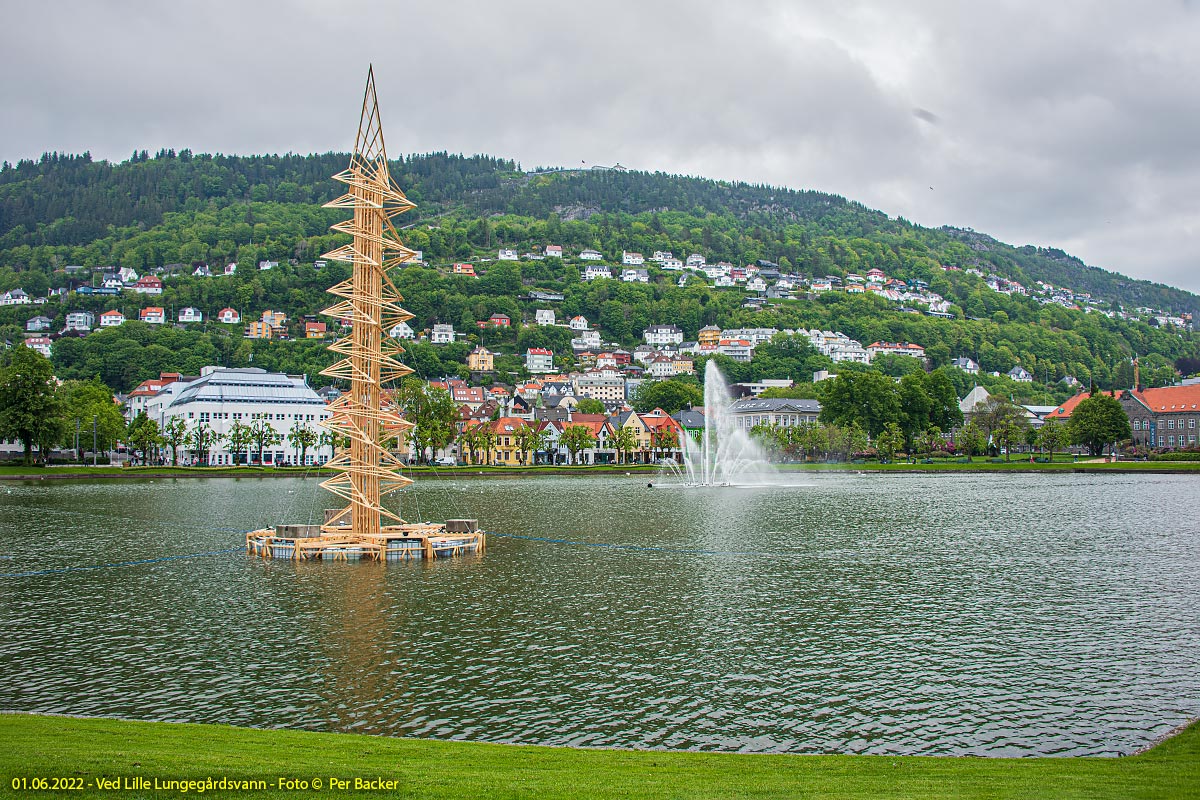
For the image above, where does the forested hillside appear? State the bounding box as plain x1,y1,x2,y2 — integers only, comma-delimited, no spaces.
0,150,1196,397
2,150,1196,315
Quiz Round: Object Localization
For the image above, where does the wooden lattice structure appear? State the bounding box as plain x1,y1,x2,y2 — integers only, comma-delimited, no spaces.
317,66,418,535
245,67,483,561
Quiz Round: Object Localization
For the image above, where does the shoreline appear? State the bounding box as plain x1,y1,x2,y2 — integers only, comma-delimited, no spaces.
3,461,1200,481
1,713,1196,799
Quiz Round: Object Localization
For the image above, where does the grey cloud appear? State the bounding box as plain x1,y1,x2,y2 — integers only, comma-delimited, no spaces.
1,0,1197,294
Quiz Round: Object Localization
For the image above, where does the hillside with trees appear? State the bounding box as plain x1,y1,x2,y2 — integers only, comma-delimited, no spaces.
0,150,1197,397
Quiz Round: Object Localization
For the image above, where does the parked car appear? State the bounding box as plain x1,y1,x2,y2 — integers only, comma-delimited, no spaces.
433,457,457,467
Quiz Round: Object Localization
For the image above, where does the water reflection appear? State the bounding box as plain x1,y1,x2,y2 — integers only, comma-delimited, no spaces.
0,472,1197,756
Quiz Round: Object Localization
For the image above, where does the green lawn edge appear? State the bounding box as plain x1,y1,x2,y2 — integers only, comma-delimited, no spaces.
1,714,1197,799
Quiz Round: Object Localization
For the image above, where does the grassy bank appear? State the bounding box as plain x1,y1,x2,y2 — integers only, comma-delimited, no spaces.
0,714,1196,799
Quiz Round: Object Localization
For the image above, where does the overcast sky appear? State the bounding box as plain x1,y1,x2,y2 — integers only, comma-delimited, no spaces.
3,1,1198,294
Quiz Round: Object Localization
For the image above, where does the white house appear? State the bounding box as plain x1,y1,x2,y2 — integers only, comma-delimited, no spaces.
651,251,673,262
746,277,767,292
717,338,754,362
622,251,645,265
583,264,612,281
571,329,602,350
535,309,556,326
621,268,650,283
217,307,241,324
139,307,166,325
643,324,684,347
389,321,415,339
866,341,927,361
224,263,237,275
100,310,126,327
0,289,31,306
431,323,456,344
151,367,333,466
25,337,53,357
545,245,563,258
192,264,212,277
258,260,278,270
65,310,95,331
580,249,604,261
526,347,555,373
647,355,677,379
951,357,980,374
498,248,519,261
569,315,590,331
686,253,706,267
661,258,683,271
1008,366,1033,382
178,307,204,324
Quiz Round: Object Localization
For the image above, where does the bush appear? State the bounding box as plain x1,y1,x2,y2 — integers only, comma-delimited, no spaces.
1149,449,1200,462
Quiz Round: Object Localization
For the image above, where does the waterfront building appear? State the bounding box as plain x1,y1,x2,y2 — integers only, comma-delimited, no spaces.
149,367,332,466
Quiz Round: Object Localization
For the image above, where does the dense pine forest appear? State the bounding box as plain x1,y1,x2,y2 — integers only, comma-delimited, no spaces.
0,149,1197,396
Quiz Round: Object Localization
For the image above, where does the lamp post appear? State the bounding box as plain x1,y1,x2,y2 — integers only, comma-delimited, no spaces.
92,415,97,467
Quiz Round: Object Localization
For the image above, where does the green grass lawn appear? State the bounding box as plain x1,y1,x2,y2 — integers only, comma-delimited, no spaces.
0,714,1196,799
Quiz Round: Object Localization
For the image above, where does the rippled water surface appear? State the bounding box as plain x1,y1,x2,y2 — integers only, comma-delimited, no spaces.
1,472,1197,756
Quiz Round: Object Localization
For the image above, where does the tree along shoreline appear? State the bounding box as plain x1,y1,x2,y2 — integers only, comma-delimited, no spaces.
3,459,1200,481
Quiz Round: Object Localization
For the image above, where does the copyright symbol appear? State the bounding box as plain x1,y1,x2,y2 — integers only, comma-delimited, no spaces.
312,778,323,790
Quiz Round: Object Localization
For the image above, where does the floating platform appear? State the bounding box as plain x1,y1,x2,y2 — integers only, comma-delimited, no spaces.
246,516,485,562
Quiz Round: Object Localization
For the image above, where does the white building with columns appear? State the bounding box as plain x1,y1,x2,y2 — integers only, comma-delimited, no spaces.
145,367,333,466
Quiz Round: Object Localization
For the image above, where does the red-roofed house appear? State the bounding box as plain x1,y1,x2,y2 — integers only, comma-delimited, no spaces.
218,308,240,324
139,307,166,324
132,275,163,295
1122,385,1200,450
305,321,328,338
867,341,927,361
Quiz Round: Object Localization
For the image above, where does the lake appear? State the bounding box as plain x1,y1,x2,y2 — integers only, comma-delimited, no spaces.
1,472,1197,756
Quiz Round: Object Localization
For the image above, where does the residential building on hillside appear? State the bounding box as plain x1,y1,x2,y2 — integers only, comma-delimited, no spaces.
580,249,604,261
573,374,626,403
25,315,52,332
583,264,612,281
622,251,645,265
452,263,477,276
178,307,203,324
621,268,649,283
0,289,30,305
132,276,163,294
25,337,53,357
389,321,414,339
498,248,519,261
644,324,684,346
100,310,125,327
468,346,494,372
1008,366,1034,382
526,347,555,373
569,315,589,331
951,357,980,374
535,309,556,326
139,307,165,325
867,341,927,361
217,308,241,324
431,323,456,344
545,245,563,258
305,321,327,338
65,310,95,331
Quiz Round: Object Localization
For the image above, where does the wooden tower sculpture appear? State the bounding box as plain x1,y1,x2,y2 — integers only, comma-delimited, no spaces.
245,68,482,562
317,66,418,536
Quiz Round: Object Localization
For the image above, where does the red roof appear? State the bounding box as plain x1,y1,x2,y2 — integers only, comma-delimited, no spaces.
1046,390,1120,419
1131,385,1200,413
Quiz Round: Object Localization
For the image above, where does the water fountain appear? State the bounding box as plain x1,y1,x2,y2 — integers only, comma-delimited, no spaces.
674,361,778,486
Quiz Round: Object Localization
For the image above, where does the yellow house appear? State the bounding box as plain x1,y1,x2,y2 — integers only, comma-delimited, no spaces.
244,320,272,339
468,346,494,372
698,325,721,346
